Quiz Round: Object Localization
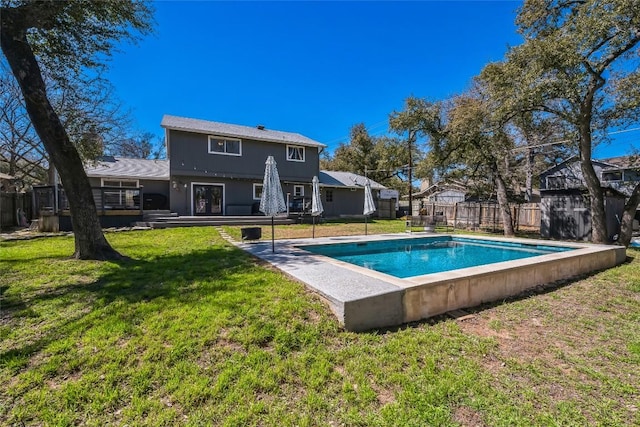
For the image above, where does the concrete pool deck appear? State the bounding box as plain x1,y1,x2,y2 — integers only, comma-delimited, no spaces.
237,233,627,331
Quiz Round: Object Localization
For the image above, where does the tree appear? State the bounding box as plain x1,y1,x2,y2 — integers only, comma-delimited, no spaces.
1,61,133,187
482,0,640,244
435,87,518,237
389,97,439,214
506,111,574,203
322,123,412,193
0,1,153,259
110,132,164,159
0,65,48,187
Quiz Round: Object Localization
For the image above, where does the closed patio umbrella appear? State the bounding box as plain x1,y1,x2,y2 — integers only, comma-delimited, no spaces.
311,175,323,238
363,178,376,235
259,156,287,252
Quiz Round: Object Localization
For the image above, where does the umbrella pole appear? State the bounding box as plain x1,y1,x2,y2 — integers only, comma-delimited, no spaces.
365,214,368,235
312,215,315,238
271,216,275,252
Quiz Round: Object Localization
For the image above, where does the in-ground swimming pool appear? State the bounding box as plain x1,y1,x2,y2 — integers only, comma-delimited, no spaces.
303,236,574,278
242,234,626,331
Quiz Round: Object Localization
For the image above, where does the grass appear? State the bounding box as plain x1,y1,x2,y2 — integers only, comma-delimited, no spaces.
222,218,408,241
221,218,540,241
1,226,639,426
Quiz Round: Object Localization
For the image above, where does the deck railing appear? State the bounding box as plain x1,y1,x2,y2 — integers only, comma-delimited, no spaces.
33,185,142,215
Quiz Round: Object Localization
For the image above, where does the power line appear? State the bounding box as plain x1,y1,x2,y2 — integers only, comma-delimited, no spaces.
511,126,640,152
323,119,390,146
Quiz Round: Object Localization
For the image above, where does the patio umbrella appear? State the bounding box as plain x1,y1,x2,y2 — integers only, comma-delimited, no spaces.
363,178,376,235
311,175,324,238
259,156,287,252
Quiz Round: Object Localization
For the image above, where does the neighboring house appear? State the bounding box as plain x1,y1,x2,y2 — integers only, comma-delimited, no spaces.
597,155,640,197
539,156,640,241
413,180,467,204
539,156,632,193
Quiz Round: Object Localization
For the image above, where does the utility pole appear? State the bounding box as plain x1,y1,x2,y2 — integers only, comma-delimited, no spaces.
408,130,414,217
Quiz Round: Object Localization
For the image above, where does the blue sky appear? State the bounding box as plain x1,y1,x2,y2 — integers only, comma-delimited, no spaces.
105,0,636,158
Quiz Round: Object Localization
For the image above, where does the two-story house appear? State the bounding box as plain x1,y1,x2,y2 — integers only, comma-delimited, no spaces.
162,115,325,216
33,115,387,230
539,156,639,240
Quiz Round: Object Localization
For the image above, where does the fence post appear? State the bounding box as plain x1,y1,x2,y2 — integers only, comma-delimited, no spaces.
453,202,458,230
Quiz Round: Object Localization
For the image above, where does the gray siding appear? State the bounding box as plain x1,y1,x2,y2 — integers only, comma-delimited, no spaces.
140,180,170,198
425,190,465,203
540,160,610,190
322,187,370,217
540,191,624,241
168,129,320,182
169,176,320,216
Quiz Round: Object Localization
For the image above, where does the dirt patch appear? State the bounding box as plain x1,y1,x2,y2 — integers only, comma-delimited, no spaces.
456,274,640,424
371,382,396,405
452,405,486,427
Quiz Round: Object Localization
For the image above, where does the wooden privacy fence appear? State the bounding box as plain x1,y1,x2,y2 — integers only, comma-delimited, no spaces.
414,201,541,231
0,192,32,230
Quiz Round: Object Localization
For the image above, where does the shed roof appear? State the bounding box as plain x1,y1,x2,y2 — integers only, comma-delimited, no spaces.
161,115,326,148
319,170,386,190
85,157,170,181
412,180,467,198
539,156,629,176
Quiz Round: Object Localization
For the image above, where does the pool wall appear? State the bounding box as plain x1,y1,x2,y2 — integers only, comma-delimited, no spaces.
401,243,626,323
239,234,627,331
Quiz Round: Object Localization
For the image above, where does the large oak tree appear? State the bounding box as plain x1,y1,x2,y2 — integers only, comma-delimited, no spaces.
482,0,640,244
0,0,152,259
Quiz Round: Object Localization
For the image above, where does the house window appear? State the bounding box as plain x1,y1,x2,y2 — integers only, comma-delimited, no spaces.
293,185,304,197
102,179,138,188
101,179,139,208
546,176,566,190
253,183,263,200
325,189,333,202
602,171,622,182
208,136,241,156
287,145,305,162
625,170,640,182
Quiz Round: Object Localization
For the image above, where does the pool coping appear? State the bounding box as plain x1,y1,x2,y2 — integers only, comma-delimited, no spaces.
237,233,627,331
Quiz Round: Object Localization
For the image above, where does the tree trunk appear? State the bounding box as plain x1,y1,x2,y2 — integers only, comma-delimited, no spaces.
494,165,515,237
577,122,608,243
617,182,640,247
1,16,122,260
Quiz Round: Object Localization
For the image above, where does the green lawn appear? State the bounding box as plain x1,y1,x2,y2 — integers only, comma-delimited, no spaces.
1,227,639,426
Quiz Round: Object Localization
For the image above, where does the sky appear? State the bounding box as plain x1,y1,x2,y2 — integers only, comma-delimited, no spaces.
105,0,638,158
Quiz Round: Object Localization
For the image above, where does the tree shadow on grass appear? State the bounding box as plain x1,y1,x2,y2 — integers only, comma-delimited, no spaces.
0,244,265,374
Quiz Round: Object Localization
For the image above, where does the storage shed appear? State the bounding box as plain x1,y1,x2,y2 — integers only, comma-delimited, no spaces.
540,188,626,241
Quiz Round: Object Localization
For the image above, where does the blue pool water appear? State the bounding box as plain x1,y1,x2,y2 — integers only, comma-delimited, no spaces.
302,237,575,278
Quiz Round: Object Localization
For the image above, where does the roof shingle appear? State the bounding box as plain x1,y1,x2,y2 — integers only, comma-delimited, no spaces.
85,157,169,180
319,170,386,189
161,115,326,148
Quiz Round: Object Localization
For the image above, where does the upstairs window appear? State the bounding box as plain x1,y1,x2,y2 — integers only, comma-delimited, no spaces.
546,176,566,189
209,136,241,156
293,185,304,197
287,145,305,162
602,171,622,182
